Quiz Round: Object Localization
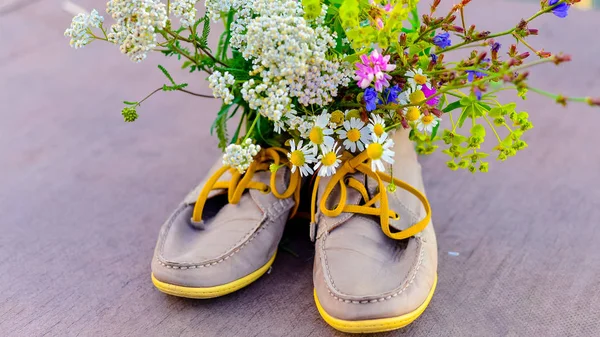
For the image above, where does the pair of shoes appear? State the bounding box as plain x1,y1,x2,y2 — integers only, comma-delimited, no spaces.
150,130,437,333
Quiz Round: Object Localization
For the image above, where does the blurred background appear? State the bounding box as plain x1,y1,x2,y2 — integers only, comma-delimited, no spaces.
1,0,600,336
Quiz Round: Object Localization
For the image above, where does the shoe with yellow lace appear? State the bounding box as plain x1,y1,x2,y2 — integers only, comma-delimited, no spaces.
311,130,437,333
151,148,301,299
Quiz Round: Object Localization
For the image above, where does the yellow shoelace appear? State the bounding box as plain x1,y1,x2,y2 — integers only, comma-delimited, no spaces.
311,150,432,240
191,147,301,223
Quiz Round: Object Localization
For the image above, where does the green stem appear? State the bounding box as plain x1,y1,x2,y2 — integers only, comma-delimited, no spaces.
243,115,260,141
527,86,589,103
483,114,502,143
439,2,562,54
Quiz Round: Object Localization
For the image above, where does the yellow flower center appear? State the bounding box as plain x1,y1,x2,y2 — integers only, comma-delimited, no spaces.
414,74,427,85
373,124,385,137
290,150,305,167
330,110,345,125
347,128,361,142
321,152,337,166
367,143,384,160
405,107,421,122
309,127,324,145
409,90,426,104
421,115,435,125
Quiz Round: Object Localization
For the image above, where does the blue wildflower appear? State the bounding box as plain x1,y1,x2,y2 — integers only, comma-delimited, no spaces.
364,87,378,112
380,84,401,104
466,59,490,82
491,42,501,53
466,70,487,82
475,89,482,101
432,32,451,49
548,0,569,18
430,53,438,63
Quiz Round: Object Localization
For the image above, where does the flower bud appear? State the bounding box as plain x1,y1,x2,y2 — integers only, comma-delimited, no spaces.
518,52,530,59
586,97,600,106
538,50,552,58
527,28,539,35
553,53,572,65
398,32,407,46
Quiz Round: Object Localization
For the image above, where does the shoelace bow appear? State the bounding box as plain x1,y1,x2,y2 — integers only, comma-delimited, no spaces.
311,150,432,240
191,147,301,224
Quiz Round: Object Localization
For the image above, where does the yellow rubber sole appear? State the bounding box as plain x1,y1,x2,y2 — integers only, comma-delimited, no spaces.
151,252,277,299
314,273,437,333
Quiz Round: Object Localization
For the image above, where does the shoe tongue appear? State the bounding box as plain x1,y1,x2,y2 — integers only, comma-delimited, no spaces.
316,171,366,238
365,173,426,233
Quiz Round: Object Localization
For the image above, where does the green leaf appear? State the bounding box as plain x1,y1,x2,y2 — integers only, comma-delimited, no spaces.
123,101,138,105
459,96,472,106
213,103,232,150
457,105,473,128
471,124,486,137
488,107,504,117
430,123,440,140
442,100,462,113
158,65,176,85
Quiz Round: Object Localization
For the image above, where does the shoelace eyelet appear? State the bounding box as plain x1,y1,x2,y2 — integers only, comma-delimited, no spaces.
261,186,271,194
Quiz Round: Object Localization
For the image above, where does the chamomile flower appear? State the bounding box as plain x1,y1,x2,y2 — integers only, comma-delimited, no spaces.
405,68,431,90
315,144,342,177
287,140,316,176
337,118,370,152
368,115,387,138
404,106,422,122
366,133,395,172
416,114,441,133
308,112,335,150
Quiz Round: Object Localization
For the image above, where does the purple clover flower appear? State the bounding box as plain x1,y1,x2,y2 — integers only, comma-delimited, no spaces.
364,87,378,112
548,0,569,18
354,50,396,92
433,32,451,49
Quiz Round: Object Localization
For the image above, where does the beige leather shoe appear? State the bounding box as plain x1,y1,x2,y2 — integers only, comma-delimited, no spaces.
312,129,437,333
151,149,300,299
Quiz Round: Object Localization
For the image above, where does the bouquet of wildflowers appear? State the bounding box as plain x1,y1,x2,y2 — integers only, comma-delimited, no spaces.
65,0,597,176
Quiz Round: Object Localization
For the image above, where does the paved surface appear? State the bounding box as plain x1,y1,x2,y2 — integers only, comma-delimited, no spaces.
1,0,600,336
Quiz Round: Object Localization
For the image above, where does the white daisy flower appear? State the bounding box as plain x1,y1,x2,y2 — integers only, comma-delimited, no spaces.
368,115,387,138
337,118,370,153
366,133,395,172
416,114,441,133
287,139,316,176
405,68,431,90
315,144,342,177
308,111,335,151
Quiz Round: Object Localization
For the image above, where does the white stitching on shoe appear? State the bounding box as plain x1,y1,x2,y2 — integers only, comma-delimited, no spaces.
320,232,425,304
157,198,292,269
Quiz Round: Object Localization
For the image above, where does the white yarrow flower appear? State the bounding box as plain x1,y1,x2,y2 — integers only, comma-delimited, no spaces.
106,0,167,62
222,139,261,174
366,133,395,172
64,9,104,49
315,144,342,177
337,118,370,153
171,0,197,27
287,140,316,176
208,71,236,104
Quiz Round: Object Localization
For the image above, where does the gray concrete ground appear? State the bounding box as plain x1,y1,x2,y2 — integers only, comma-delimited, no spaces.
1,0,600,336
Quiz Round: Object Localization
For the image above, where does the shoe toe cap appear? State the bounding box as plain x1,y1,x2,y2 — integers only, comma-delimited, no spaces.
151,199,283,288
313,218,437,322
